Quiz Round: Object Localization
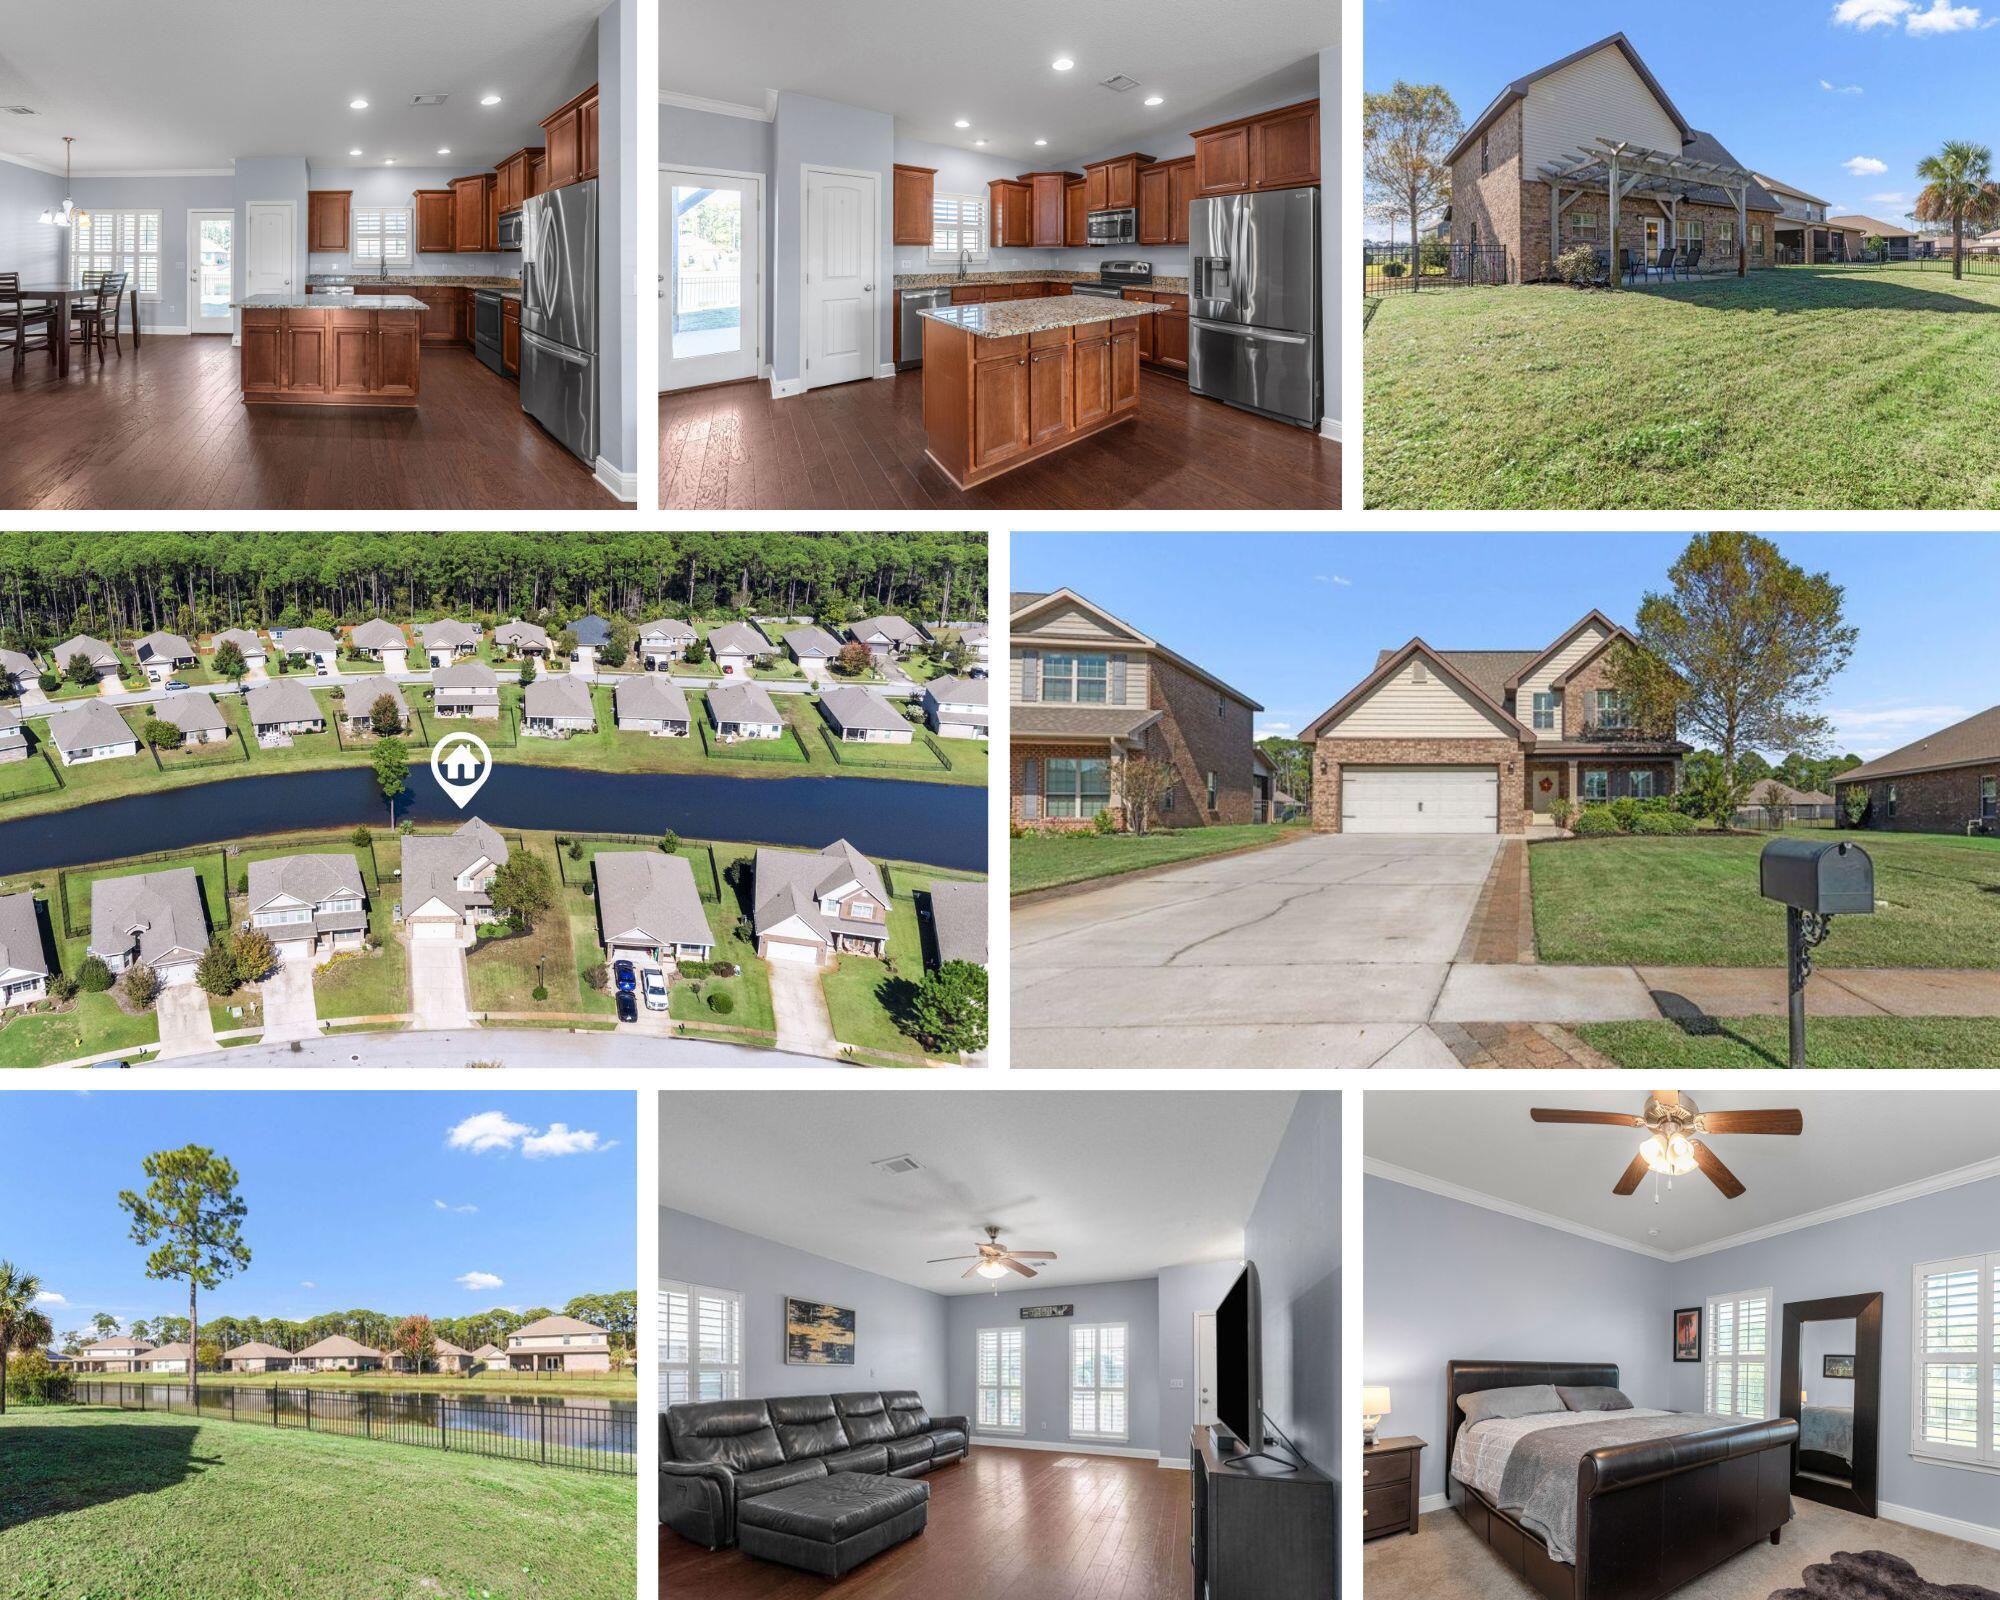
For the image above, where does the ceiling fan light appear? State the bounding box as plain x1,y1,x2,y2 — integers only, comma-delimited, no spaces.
976,1260,1008,1280
1641,1132,1696,1177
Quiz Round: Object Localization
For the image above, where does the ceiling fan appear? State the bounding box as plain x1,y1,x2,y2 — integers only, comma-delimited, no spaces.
927,1225,1058,1280
1530,1092,1803,1200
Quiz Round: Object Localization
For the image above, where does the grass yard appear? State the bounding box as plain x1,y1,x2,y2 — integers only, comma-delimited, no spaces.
1012,822,1307,894
820,871,977,1059
0,1408,635,1600
0,990,159,1068
312,837,409,1021
666,880,776,1037
1365,264,2000,509
1574,1016,2000,1069
1529,829,2000,968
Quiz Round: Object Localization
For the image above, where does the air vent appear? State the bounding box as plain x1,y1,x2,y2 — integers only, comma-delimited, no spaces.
1,106,37,116
1411,660,1429,683
1097,74,1142,93
411,94,449,107
870,1153,923,1176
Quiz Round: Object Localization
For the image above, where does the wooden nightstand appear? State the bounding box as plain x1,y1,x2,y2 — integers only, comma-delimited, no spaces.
1360,1435,1425,1539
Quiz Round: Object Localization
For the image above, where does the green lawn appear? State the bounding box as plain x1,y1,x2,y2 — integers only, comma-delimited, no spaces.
1012,823,1305,894
1365,264,2000,509
1574,1016,2000,1069
0,755,62,801
307,837,408,1021
667,848,776,1035
1529,829,2000,968
0,989,159,1068
820,870,979,1058
468,841,588,1014
0,1408,634,1600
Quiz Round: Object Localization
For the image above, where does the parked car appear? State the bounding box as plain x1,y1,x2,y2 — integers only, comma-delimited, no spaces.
615,990,638,1023
165,679,189,691
642,968,668,1011
614,959,636,992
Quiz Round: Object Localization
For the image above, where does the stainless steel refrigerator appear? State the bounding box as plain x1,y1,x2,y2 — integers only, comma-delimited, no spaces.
519,178,598,464
1188,187,1321,429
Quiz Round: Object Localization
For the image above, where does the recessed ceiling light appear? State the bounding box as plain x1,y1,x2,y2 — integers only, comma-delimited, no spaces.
480,93,502,106
349,147,363,156
437,147,451,155
1144,95,1164,107
1052,56,1074,71
954,119,970,129
1034,138,1048,146
349,98,368,110
974,139,987,147
384,158,396,165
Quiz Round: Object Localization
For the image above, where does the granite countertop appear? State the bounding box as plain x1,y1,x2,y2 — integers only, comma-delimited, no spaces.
895,270,1191,294
306,275,521,289
916,296,1162,336
236,293,429,311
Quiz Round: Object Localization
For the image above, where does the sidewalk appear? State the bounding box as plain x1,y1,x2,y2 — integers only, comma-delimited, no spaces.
1439,964,2000,1024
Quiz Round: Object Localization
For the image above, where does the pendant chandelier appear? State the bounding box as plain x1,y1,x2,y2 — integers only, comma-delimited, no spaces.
39,136,88,229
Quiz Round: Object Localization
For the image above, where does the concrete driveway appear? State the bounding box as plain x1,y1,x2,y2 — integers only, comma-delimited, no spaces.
407,936,472,1030
154,983,218,1058
258,958,323,1044
768,962,840,1059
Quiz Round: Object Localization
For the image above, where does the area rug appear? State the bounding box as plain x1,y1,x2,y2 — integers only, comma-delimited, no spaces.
1769,1550,2000,1600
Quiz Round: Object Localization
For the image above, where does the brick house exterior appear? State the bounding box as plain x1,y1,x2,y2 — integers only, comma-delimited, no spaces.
1833,705,2000,835
1011,589,1260,831
1446,34,1779,282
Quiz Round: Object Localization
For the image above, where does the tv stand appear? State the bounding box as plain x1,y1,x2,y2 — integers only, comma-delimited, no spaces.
1191,1424,1335,1599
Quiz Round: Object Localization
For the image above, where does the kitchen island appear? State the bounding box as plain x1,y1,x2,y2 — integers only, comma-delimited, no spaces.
236,293,427,408
917,295,1161,488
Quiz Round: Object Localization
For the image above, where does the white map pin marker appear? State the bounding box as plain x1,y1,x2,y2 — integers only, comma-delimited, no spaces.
430,731,493,810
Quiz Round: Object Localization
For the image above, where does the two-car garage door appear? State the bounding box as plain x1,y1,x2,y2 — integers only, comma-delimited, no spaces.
1341,766,1497,834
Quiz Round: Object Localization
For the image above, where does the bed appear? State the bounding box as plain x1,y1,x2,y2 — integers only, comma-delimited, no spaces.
1445,1361,1797,1600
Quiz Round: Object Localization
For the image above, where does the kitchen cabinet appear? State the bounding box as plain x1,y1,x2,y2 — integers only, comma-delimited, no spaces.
307,190,352,253
1123,288,1156,361
580,90,599,179
950,285,988,305
1169,158,1197,244
1140,157,1197,245
1111,324,1141,412
987,179,1030,248
528,151,547,197
1064,176,1087,246
501,297,520,376
1123,288,1188,373
1072,327,1111,429
1028,335,1069,444
1083,154,1154,214
893,164,936,246
1192,99,1320,195
239,305,420,406
495,147,545,216
412,284,465,346
450,174,496,254
1023,171,1075,248
540,84,599,190
414,189,455,254
970,342,1030,472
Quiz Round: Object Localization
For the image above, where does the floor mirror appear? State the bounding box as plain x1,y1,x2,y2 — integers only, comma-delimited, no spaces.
1780,1290,1882,1517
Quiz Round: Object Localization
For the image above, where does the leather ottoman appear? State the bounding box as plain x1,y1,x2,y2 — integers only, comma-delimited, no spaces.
735,1471,930,1577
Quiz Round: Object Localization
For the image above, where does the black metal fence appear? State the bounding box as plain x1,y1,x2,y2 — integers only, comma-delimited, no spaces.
1363,241,1509,297
56,1378,634,1476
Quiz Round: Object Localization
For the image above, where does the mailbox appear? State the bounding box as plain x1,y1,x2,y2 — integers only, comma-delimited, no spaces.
1758,838,1875,916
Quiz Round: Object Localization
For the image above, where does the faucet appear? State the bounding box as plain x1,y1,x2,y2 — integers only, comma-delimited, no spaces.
957,247,970,281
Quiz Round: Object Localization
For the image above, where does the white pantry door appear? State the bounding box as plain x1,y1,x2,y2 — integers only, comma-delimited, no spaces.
243,201,295,298
802,166,877,389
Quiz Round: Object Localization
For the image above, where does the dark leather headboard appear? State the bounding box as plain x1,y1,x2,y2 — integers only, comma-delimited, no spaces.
1444,1361,1619,1472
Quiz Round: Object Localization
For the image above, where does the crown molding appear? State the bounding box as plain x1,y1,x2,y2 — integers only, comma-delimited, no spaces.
0,150,65,177
661,89,776,122
77,168,236,178
1365,1160,1672,1262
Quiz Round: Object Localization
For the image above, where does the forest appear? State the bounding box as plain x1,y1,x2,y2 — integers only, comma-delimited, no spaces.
0,531,988,650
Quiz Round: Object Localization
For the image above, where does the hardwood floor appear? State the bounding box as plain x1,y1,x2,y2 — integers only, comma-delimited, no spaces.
662,1445,1191,1599
663,368,1338,510
0,334,618,510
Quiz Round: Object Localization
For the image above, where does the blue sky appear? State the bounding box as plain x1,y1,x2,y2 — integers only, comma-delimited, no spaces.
1014,533,1995,760
1365,2,2000,225
8,1092,635,1336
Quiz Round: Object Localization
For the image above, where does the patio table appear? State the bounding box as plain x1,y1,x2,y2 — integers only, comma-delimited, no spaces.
10,282,142,377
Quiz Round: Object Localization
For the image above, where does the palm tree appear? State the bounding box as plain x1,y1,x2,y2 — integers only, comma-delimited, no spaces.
0,1260,42,1416
1914,141,2000,279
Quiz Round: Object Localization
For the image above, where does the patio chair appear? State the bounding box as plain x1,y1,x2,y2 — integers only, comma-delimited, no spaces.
1652,245,1676,281
1679,243,1704,279
1618,248,1641,284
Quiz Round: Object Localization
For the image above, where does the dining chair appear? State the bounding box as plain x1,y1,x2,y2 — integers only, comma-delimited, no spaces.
0,273,58,378
69,270,128,364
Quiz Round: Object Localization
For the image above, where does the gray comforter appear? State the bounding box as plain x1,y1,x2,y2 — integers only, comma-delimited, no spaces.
1496,1413,1747,1565
1801,1404,1852,1461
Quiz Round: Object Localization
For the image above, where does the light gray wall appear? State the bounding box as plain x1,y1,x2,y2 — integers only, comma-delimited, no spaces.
944,1277,1162,1453
299,166,509,280
1666,1172,2000,1535
1320,43,1340,437
596,0,636,482
890,136,1084,277
0,155,67,288
232,156,311,313
1158,1259,1247,1464
662,1206,949,1403
62,173,232,331
1248,1092,1340,1478
771,91,895,384
662,102,775,385
1800,1319,1856,1410
1364,1176,1676,1501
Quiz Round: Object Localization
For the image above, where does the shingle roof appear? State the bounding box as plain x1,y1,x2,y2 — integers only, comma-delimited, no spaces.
141,1342,195,1362
570,613,612,647
246,853,365,916
0,891,48,980
223,1341,294,1361
1012,705,1161,741
349,619,407,651
753,840,888,947
80,1338,155,1353
1824,215,1919,239
614,675,689,723
134,631,194,665
53,634,119,671
89,867,208,968
1837,705,2000,784
211,628,265,658
523,674,593,722
926,675,987,706
0,646,36,679
510,1314,608,1339
925,879,987,967
246,679,322,726
43,700,137,756
1374,647,1540,709
1746,779,1834,808
401,818,509,917
421,619,481,650
639,617,697,642
848,615,926,647
432,660,500,698
294,1335,383,1359
495,619,552,650
281,627,341,657
708,681,781,726
153,690,227,736
783,625,843,658
818,685,910,734
595,850,713,950
347,682,409,721
707,621,771,656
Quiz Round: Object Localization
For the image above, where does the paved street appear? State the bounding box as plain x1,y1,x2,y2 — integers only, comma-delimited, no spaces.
130,1028,840,1070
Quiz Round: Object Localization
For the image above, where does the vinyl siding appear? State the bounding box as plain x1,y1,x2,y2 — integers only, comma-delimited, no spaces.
1515,623,1612,706
1522,46,1684,178
1325,660,1515,740
1011,598,1147,646
1009,648,1150,708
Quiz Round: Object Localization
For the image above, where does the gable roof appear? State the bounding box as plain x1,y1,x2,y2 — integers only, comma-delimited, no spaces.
569,613,611,647
80,1337,155,1353
594,850,713,950
614,675,689,722
89,867,209,967
1836,705,2000,783
211,628,265,657
707,621,772,656
818,685,909,734
1010,587,1262,712
141,1342,194,1361
246,853,365,915
348,682,410,720
1753,172,1830,208
421,619,481,650
1502,610,1629,693
53,634,120,671
1446,33,1694,167
1746,779,1834,808
1548,628,1642,691
0,646,37,678
280,627,341,657
1825,214,1919,239
753,840,889,946
348,619,407,650
523,674,594,721
245,679,322,725
924,878,987,967
926,674,987,706
509,1314,607,1340
848,614,926,647
474,1342,507,1359
1303,639,1534,742
134,630,194,664
638,617,697,642
0,891,48,980
401,818,510,916
708,681,781,726
44,700,138,756
495,619,552,649
783,624,843,658
153,690,228,736
295,1335,383,1359
223,1341,294,1361
432,660,501,697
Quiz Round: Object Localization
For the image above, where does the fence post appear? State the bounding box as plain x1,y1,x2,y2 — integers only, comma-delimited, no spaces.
441,1398,449,1453
362,1390,371,1439
305,1386,312,1432
540,1405,548,1467
231,1387,237,1423
274,1381,280,1427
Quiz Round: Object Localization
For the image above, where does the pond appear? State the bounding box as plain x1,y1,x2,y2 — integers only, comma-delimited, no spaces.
0,764,986,875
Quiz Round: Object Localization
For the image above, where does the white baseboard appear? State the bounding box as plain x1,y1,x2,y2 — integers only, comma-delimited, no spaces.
769,375,804,399
1157,1456,1191,1471
1321,415,1342,443
970,1437,1160,1462
875,361,895,379
1419,1491,1451,1516
1879,1501,2000,1552
593,456,639,503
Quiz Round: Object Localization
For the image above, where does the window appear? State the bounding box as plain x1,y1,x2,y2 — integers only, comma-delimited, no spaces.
1982,776,1996,820
1480,135,1490,178
70,209,162,298
1888,785,1898,820
353,206,414,267
1069,1323,1128,1441
976,1327,1025,1434
1593,688,1632,730
1678,218,1704,245
1041,653,1108,704
1206,771,1217,809
1629,770,1655,800
1570,211,1599,241
660,1281,742,1406
1912,1253,1998,1467
1582,769,1609,801
931,192,988,262
1752,224,1765,249
1705,1288,1773,1420
1718,220,1736,246
1532,692,1557,731
1046,757,1111,820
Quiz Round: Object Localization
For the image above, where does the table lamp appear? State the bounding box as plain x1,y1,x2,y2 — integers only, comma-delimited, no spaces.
1362,1385,1391,1446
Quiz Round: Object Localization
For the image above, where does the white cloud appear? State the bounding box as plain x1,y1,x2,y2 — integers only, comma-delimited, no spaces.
1906,0,1987,31
1312,574,1353,586
1844,156,1889,176
1869,191,1911,205
1833,0,1991,29
1833,0,1912,26
1257,721,1293,737
521,1122,604,1159
447,1110,532,1154
1829,703,1968,731
434,1198,479,1213
300,1281,317,1289
1820,78,1865,93
450,1110,607,1160
456,1271,505,1291
36,1291,66,1305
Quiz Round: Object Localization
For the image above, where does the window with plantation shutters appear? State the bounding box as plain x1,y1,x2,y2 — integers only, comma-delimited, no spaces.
976,1326,1024,1434
660,1281,742,1406
1911,1253,1998,1468
1069,1323,1129,1442
353,206,414,267
70,209,162,298
930,193,987,261
1705,1288,1773,1420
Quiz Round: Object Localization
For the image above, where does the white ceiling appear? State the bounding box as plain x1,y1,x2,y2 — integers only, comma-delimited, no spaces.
662,0,1333,166
0,0,602,173
1366,1090,2000,1260
660,1090,1300,1295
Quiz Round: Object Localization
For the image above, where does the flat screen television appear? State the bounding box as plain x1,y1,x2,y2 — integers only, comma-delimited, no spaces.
1214,1261,1263,1451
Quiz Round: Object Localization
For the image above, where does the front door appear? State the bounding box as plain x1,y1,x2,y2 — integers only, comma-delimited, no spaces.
664,168,762,392
188,209,233,334
802,166,878,390
243,201,296,305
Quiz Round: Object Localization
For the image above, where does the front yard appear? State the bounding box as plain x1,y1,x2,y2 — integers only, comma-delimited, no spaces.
1530,828,2000,968
1574,1016,2000,1069
1012,822,1308,895
1365,264,2000,508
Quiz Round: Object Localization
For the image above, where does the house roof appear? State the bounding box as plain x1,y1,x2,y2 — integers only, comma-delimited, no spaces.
223,1341,294,1360
708,681,781,726
402,817,509,916
1752,172,1831,208
783,624,843,658
421,619,481,649
474,1343,507,1358
434,1338,472,1357
281,627,341,656
707,621,771,656
432,660,501,698
80,1337,155,1353
924,878,987,967
212,628,265,657
510,1314,608,1339
135,630,194,664
246,679,322,725
1503,610,1628,692
246,853,365,915
0,646,36,678
570,613,612,647
1305,640,1534,743
1012,704,1162,742
295,1335,383,1359
349,619,406,650
153,690,227,736
523,674,593,721
142,1342,194,1361
639,617,698,641
614,675,689,722
595,850,713,950
818,685,909,734
754,840,889,947
1824,214,1919,239
926,674,987,706
0,891,48,980
495,619,552,649
44,700,137,756
1745,779,1834,807
53,634,120,671
1011,588,1263,711
848,614,926,647
89,867,208,968
1446,33,1694,167
1836,704,2000,783
349,682,410,719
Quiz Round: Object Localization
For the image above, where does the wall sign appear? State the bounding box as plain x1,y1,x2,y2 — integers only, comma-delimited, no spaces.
1019,1304,1073,1320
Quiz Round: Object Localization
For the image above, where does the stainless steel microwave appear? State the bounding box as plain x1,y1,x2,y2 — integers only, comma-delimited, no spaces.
1086,207,1137,246
497,208,524,250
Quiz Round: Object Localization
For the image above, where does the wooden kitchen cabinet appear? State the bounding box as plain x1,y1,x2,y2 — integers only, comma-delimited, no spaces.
527,152,547,197
540,84,599,190
1137,163,1172,246
893,164,936,246
495,147,545,215
1083,154,1155,214
1110,324,1141,412
501,297,520,376
580,90,599,179
1064,176,1087,246
1123,289,1156,362
417,285,465,346
1028,335,1070,444
414,189,455,254
1192,99,1320,195
239,305,419,406
987,179,1031,248
451,174,496,254
970,344,1031,472
307,190,351,253
950,285,988,305
1152,292,1189,372
1072,328,1111,429
1169,158,1197,244
1023,172,1075,248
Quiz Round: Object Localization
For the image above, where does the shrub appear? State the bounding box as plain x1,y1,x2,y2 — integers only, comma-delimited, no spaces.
236,872,250,894
142,717,184,750
349,825,373,847
706,990,735,1015
711,961,738,979
582,962,608,991
1549,797,1576,831
76,956,113,993
1608,797,1643,831
196,936,240,996
677,960,712,980
660,829,681,854
1843,788,1870,826
1554,244,1602,287
48,972,79,1003
1090,808,1117,835
531,983,549,1001
37,670,59,692
1573,807,1622,837
121,963,160,1009
1381,260,1407,279
234,928,277,984
568,840,585,861
1630,811,1695,836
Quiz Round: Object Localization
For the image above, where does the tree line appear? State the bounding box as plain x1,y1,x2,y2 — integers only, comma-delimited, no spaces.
0,531,988,652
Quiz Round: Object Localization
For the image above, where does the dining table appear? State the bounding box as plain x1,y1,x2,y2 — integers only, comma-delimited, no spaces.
11,283,142,377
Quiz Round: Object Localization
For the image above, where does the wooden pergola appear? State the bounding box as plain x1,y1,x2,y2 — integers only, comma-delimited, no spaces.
1539,138,1758,284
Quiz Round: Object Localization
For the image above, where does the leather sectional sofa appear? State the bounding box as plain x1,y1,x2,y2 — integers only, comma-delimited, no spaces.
662,1389,969,1550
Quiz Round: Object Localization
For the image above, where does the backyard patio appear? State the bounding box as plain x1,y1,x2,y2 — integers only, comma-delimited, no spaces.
1364,261,2000,508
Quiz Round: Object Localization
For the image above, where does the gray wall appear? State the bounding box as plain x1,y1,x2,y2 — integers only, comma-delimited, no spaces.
0,156,66,288
1320,44,1340,438
595,0,636,483
65,173,232,332
232,156,311,316
1248,1092,1341,1477
662,1206,949,1403
662,102,776,384
299,166,510,280
1364,1175,1676,1501
771,92,895,385
944,1277,1162,1453
1158,1259,1248,1465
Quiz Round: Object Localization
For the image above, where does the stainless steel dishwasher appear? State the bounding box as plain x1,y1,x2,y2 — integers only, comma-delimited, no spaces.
898,287,952,369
